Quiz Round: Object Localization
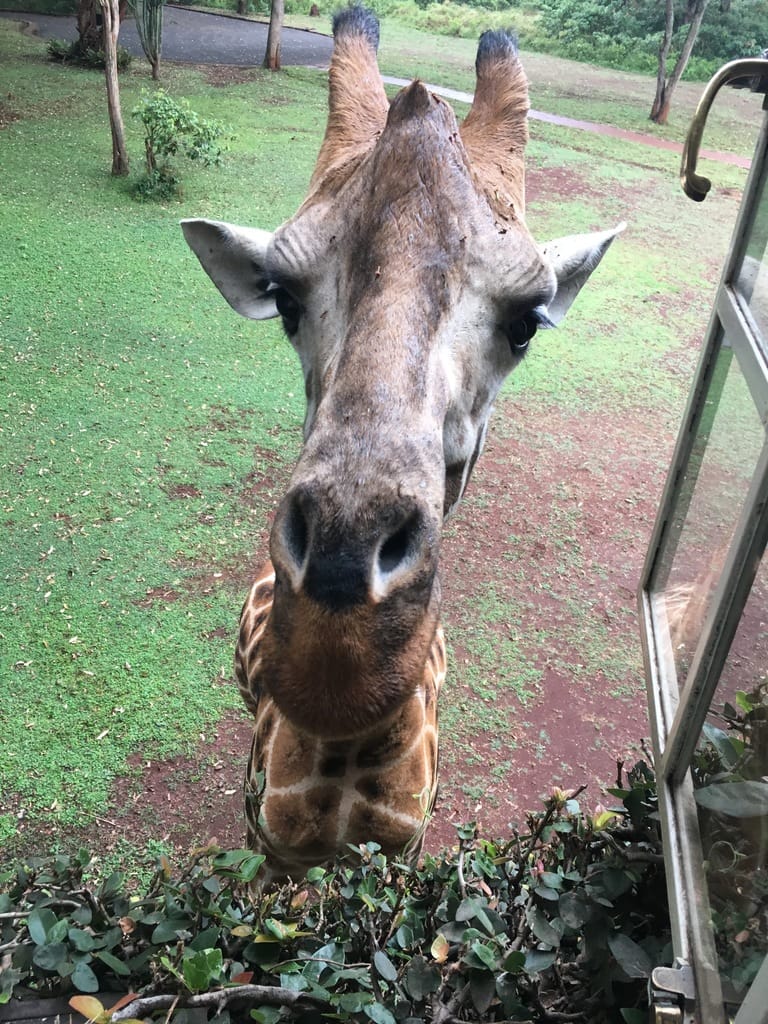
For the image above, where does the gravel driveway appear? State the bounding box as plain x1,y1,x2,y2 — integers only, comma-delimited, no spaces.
0,5,334,66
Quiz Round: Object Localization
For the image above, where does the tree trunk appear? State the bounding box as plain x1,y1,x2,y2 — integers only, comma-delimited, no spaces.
77,0,103,51
100,0,130,175
237,0,248,13
650,0,675,122
77,0,127,52
130,0,164,80
650,0,710,124
263,0,284,71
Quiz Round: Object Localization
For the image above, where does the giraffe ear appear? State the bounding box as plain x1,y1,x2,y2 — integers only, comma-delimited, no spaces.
540,222,626,325
181,219,279,320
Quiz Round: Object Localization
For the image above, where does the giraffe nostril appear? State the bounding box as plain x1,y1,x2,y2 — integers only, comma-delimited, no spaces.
377,513,420,577
379,524,409,574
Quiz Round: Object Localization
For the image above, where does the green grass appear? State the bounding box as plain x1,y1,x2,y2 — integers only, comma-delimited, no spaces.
0,25,316,842
0,13,752,862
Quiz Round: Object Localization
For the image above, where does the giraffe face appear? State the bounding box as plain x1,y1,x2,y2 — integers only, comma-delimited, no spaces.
182,10,622,733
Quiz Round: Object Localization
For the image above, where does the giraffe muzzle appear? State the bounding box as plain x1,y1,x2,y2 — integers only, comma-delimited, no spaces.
271,481,438,611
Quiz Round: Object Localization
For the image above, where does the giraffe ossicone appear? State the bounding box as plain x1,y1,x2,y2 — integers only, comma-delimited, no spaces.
182,5,623,883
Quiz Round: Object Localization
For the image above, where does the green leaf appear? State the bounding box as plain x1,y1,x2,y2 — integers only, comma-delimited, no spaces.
95,950,131,977
151,918,191,944
455,896,488,922
695,781,768,817
735,690,754,713
558,891,594,929
27,908,57,945
502,950,526,974
405,955,440,1000
183,948,223,993
99,871,124,898
468,939,498,971
469,969,496,1014
68,928,95,952
364,1003,396,1024
373,950,398,982
279,973,307,993
32,942,68,971
534,885,560,902
190,926,221,951
250,1009,281,1024
335,992,371,1013
527,908,560,947
523,949,556,975
539,872,563,889
607,933,653,979
71,960,100,993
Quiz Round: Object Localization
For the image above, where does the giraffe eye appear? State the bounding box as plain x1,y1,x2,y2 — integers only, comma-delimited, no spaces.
504,305,555,354
506,313,539,353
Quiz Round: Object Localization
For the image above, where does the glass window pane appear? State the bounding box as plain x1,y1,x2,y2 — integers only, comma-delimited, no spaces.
691,547,768,1006
652,339,765,685
735,161,768,345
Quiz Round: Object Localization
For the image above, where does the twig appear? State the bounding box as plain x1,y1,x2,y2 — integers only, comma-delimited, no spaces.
162,994,180,1024
603,833,664,863
431,981,469,1024
456,846,467,899
509,901,531,952
110,985,325,1021
0,911,31,920
95,814,121,829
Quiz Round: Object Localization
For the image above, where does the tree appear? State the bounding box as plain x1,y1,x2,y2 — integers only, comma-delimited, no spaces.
130,0,164,80
100,0,129,174
263,0,284,71
76,0,128,54
650,0,711,124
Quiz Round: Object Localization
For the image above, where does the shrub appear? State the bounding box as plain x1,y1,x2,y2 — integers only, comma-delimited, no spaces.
0,764,668,1021
46,36,132,70
131,89,230,200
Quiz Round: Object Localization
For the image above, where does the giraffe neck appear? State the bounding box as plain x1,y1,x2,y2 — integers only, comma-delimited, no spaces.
235,566,446,881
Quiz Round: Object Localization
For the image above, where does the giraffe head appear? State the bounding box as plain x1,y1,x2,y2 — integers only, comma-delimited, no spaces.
182,6,622,738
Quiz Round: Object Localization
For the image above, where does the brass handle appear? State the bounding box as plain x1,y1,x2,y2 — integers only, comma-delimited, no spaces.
681,58,768,202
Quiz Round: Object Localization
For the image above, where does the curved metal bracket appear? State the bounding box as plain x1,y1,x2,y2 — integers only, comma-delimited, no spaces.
681,58,768,202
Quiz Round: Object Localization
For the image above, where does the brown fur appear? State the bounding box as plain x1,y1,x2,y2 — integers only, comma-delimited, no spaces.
236,566,446,884
460,50,530,223
309,34,389,195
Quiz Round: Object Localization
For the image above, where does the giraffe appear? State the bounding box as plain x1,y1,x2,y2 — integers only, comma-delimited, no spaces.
234,565,446,881
182,4,623,882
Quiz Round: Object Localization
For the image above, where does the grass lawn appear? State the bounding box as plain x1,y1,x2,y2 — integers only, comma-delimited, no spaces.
0,13,762,872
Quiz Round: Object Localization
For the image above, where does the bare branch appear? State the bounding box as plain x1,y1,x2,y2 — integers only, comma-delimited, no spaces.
111,985,326,1021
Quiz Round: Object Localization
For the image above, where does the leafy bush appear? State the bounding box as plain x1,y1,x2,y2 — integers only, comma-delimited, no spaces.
131,89,230,200
46,36,133,70
1,763,668,1022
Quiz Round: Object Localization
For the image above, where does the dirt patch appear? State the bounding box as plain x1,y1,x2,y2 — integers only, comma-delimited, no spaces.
165,483,203,499
199,64,262,87
106,709,253,854
0,100,20,129
526,163,595,205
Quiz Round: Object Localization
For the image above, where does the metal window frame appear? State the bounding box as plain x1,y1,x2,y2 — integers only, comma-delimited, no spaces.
639,71,768,1023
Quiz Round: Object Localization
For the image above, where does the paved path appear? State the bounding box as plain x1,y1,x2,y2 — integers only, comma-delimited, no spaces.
0,5,334,66
0,6,750,168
